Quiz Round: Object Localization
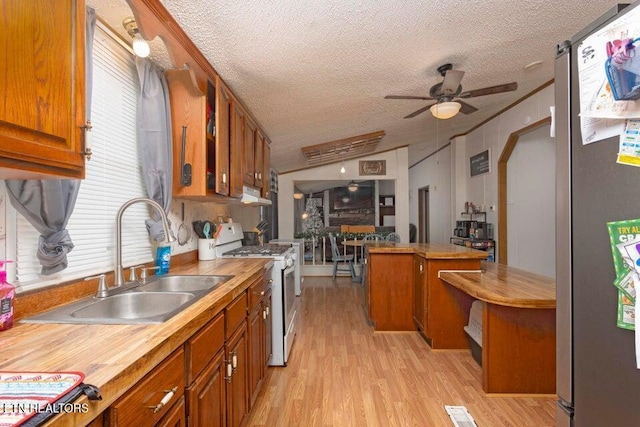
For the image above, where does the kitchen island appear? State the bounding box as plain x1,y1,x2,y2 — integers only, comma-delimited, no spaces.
2,256,270,426
363,242,487,338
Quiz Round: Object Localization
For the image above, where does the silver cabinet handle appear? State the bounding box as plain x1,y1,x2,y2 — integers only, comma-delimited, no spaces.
225,361,232,383
232,351,238,372
222,171,227,184
149,386,177,413
263,308,267,320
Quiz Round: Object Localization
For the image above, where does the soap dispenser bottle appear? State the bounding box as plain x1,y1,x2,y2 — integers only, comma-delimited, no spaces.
0,260,14,331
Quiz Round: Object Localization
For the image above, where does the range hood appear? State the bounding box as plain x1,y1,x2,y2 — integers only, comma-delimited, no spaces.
240,185,272,206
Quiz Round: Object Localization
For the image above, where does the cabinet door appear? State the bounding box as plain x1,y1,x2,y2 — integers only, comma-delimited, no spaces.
229,102,244,198
0,0,86,178
243,118,256,186
214,77,231,196
263,290,272,368
156,396,186,427
254,131,264,189
226,323,248,427
186,349,226,427
261,138,271,199
413,256,425,331
247,306,263,408
165,69,207,197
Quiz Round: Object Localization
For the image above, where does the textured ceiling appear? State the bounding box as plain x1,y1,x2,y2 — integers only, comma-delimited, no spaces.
91,0,621,172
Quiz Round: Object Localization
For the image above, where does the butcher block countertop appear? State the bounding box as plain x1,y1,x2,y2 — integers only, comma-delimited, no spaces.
365,242,489,259
438,262,556,309
1,257,270,426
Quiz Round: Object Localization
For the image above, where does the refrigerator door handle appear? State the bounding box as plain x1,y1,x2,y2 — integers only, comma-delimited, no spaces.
555,41,573,410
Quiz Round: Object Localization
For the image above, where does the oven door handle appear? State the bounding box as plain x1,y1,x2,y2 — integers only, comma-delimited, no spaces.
283,265,295,276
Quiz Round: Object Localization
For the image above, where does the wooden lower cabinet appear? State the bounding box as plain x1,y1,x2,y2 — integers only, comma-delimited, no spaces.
263,290,272,368
248,304,263,407
366,253,414,331
226,322,249,427
157,396,186,427
186,349,226,426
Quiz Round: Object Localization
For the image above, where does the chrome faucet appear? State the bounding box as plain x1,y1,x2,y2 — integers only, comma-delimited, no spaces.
114,198,174,287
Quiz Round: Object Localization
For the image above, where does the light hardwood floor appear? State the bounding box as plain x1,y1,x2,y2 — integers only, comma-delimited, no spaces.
246,276,556,426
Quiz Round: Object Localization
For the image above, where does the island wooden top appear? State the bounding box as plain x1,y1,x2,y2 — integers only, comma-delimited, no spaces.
365,242,488,259
1,257,270,426
438,263,556,309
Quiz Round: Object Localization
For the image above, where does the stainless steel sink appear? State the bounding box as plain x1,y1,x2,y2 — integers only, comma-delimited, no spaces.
139,275,233,293
22,274,234,325
70,292,194,321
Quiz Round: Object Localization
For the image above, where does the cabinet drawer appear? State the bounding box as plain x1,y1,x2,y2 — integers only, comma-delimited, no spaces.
247,275,264,312
225,293,248,339
108,348,185,427
186,312,225,385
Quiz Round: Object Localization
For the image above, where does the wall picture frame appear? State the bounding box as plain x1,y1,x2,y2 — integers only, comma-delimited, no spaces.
470,149,491,177
359,160,386,176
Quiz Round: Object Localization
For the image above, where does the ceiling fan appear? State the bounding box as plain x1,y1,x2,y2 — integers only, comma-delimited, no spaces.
385,64,518,119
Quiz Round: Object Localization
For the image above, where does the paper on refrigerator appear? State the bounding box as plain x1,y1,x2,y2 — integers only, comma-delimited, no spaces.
577,4,640,120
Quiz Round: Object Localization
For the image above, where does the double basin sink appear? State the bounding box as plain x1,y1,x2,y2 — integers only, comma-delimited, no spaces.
22,275,233,325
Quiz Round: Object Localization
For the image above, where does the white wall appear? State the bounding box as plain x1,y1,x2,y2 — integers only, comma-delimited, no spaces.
279,147,410,242
506,126,556,278
461,84,554,260
408,83,555,272
408,146,452,244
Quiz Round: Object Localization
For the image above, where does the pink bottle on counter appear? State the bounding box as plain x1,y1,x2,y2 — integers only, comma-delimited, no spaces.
0,260,14,331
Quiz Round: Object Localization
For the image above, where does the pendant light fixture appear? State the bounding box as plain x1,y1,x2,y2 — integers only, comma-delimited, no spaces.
347,181,359,192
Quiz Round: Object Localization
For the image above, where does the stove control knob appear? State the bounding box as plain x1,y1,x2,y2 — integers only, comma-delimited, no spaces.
285,257,294,267
291,252,297,261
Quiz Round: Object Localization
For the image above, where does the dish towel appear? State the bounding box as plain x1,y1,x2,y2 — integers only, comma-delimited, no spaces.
0,372,101,427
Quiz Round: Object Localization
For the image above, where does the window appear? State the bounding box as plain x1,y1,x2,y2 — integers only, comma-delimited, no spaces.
7,24,153,292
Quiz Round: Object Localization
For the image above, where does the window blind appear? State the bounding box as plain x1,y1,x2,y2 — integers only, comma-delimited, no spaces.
12,25,154,290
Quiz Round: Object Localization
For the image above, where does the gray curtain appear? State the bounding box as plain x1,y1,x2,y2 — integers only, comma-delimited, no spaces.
4,7,96,276
6,181,80,275
135,57,173,241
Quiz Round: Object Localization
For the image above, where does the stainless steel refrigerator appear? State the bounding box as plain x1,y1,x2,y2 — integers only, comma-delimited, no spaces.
555,3,640,425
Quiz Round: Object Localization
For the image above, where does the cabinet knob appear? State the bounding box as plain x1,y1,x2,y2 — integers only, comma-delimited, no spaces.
232,351,238,372
222,172,227,184
225,362,233,383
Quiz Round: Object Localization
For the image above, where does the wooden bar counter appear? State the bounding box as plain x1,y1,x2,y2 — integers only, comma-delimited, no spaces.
438,263,556,394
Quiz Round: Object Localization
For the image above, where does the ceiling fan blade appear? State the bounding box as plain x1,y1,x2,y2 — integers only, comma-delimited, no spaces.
459,82,518,98
441,70,465,94
404,103,436,119
385,95,435,100
458,100,478,115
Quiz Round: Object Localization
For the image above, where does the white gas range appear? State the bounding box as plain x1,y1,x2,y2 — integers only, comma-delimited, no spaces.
216,223,297,366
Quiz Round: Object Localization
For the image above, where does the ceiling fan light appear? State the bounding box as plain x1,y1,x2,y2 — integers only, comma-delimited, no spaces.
348,181,358,192
293,192,304,200
430,101,461,119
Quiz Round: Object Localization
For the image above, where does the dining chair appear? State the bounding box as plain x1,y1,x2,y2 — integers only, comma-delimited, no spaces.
362,233,384,243
328,233,356,281
385,232,401,243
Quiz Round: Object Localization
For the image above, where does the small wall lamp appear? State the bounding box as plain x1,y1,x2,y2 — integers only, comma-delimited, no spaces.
123,17,150,58
293,192,304,200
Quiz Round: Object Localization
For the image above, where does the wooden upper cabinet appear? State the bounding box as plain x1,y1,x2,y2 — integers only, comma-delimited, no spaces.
262,137,271,198
254,131,264,190
214,77,231,196
243,118,256,186
165,69,207,198
230,101,245,198
0,0,86,179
